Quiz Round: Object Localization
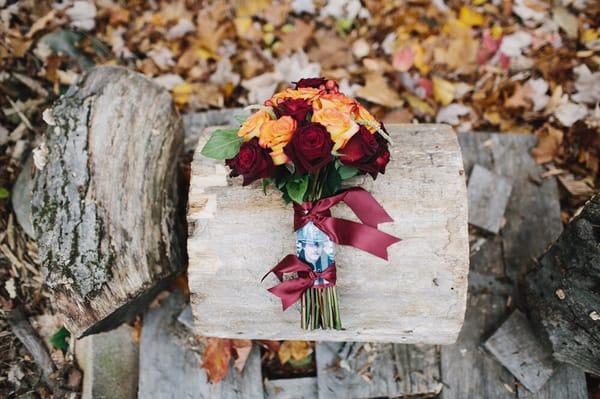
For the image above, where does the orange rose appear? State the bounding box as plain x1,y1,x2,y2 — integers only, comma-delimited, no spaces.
313,92,358,114
312,108,359,151
259,115,296,152
269,144,289,165
354,104,381,133
238,110,272,141
268,87,321,106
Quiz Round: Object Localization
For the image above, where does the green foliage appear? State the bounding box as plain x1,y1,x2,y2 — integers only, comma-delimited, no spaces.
337,164,358,180
50,327,70,352
285,175,309,204
0,187,9,199
200,129,243,160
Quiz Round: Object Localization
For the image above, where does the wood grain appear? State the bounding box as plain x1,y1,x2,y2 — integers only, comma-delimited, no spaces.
187,124,469,343
32,66,185,337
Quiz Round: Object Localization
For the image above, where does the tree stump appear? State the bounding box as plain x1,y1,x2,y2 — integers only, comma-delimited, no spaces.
526,194,600,375
187,124,469,344
32,66,185,337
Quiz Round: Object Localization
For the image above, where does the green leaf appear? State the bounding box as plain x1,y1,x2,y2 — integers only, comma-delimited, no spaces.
322,166,342,197
50,327,70,352
262,179,271,195
0,187,9,199
200,129,243,160
337,165,358,180
286,175,309,204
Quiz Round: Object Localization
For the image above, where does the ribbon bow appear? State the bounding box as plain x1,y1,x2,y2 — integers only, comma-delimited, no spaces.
262,254,337,310
293,187,401,260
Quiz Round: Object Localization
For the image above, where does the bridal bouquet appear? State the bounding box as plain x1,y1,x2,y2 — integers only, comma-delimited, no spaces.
201,77,400,330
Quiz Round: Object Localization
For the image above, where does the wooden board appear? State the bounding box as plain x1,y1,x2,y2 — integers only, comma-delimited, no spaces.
187,124,469,343
439,132,587,399
316,342,441,398
483,310,554,393
467,164,512,234
138,290,263,399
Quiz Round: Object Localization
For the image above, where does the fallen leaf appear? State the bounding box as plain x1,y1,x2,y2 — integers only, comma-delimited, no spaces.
531,125,563,163
392,46,414,72
554,98,588,127
504,84,531,109
552,7,578,39
277,20,315,55
436,103,472,125
277,341,313,365
432,76,455,106
26,10,56,38
232,339,253,373
459,6,485,27
203,338,233,383
65,1,97,31
356,73,403,107
404,93,435,116
308,29,353,69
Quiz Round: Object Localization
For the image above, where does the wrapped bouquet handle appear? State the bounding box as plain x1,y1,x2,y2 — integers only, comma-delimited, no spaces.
293,187,401,260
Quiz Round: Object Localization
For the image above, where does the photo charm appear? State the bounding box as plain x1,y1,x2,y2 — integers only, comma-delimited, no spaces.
201,77,401,330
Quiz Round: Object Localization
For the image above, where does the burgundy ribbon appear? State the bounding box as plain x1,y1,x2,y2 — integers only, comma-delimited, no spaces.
262,254,337,311
293,187,401,260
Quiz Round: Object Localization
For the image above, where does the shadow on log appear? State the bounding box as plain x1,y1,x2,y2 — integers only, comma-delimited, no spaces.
32,66,186,338
526,194,600,375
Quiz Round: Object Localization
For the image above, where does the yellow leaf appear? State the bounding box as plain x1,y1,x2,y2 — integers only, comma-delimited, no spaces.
491,25,503,39
581,29,598,43
235,0,270,17
433,77,455,106
172,82,193,106
459,6,485,27
412,44,430,75
234,17,253,37
278,341,312,365
484,110,502,125
404,94,435,116
472,0,487,5
356,73,404,108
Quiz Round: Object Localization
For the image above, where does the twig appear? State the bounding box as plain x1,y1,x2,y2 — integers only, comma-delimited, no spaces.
7,307,57,390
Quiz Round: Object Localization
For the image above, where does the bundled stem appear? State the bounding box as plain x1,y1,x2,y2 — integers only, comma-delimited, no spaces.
300,166,342,330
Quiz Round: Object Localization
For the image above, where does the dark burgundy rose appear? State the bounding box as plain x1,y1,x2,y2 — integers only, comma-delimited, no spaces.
284,123,334,174
275,98,312,122
294,77,327,89
226,138,274,185
339,126,390,178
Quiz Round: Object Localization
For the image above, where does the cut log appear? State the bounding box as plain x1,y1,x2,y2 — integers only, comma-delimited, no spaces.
32,66,185,337
526,194,600,375
188,123,469,343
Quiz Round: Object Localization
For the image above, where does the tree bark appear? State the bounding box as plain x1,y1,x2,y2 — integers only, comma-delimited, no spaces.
32,66,185,337
526,194,600,375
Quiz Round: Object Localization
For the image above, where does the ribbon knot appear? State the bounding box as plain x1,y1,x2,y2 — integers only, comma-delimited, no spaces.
262,255,337,311
293,187,401,260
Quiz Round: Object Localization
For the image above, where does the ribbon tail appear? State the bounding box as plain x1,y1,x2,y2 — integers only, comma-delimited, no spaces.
340,188,394,227
319,218,401,260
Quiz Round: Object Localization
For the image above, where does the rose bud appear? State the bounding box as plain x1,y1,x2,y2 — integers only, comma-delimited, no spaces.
274,98,313,122
284,122,334,174
294,77,327,89
226,138,274,185
339,126,390,178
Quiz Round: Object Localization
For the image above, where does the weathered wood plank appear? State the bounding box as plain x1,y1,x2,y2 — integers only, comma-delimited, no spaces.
526,194,600,375
32,66,186,337
440,133,587,399
316,342,441,399
483,310,554,393
138,291,264,399
467,164,512,234
264,377,318,399
188,124,469,343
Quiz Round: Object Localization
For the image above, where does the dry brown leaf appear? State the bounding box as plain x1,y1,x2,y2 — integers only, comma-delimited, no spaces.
26,10,56,38
531,125,564,163
308,29,353,69
356,73,403,108
202,338,233,383
505,84,531,109
277,20,314,55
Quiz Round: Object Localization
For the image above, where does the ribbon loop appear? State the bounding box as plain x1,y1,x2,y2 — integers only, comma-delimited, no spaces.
293,187,401,260
263,255,336,311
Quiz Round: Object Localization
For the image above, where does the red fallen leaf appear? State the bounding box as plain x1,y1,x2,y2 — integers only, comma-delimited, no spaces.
419,78,433,97
257,339,281,352
477,31,501,65
392,46,414,72
202,338,233,383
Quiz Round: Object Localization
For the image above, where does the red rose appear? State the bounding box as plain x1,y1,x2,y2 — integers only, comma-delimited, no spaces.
294,77,327,89
275,99,313,122
226,138,274,185
284,123,334,174
339,126,390,178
